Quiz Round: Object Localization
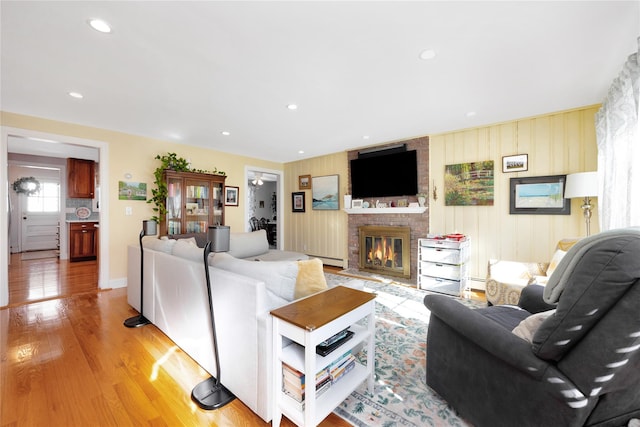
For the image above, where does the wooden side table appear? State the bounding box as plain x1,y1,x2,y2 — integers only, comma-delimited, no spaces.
271,286,376,427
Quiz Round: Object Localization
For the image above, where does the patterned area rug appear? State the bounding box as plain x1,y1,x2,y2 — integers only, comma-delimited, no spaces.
325,273,480,427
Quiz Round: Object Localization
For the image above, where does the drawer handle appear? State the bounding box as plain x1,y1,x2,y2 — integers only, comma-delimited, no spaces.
82,230,88,233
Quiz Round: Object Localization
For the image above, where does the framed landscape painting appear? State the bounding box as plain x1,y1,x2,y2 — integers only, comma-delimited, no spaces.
444,161,494,206
312,175,339,210
510,175,570,215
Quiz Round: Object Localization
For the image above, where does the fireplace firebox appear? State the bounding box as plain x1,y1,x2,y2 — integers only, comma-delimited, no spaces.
359,226,411,278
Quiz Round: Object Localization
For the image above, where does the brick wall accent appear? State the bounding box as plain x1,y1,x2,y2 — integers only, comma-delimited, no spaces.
346,136,429,283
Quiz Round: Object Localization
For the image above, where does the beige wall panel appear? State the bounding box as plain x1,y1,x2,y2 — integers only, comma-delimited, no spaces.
430,105,600,281
284,151,348,265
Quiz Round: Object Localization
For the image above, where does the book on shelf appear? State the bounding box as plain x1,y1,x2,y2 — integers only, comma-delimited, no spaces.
282,362,332,403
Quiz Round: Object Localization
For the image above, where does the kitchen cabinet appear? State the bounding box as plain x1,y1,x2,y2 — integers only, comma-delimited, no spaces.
67,158,95,198
69,222,98,261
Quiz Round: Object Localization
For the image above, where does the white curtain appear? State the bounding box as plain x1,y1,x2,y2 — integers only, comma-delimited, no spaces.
595,37,640,231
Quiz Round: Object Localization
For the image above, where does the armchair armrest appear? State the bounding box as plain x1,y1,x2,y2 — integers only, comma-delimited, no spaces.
425,294,549,380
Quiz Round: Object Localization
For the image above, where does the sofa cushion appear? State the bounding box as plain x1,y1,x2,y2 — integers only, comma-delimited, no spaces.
142,236,176,254
211,252,298,303
294,258,328,299
228,230,270,259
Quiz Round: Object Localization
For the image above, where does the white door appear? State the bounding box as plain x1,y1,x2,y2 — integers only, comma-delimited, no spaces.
20,180,60,252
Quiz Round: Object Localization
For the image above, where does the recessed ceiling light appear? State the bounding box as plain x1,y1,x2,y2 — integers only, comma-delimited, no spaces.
88,19,112,33
298,150,305,154
419,49,437,60
363,135,370,140
466,111,477,117
287,104,298,110
221,131,230,136
68,92,83,99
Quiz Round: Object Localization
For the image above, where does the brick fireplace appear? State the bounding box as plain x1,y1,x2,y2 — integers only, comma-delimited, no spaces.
346,136,429,283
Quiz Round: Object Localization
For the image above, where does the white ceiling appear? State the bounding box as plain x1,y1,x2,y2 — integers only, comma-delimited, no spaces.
1,1,638,163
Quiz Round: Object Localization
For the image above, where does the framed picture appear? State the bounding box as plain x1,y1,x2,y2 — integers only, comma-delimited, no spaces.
225,186,239,206
292,192,305,212
351,199,363,208
444,161,494,206
312,175,339,210
298,174,311,190
118,181,147,201
502,154,528,173
510,175,570,215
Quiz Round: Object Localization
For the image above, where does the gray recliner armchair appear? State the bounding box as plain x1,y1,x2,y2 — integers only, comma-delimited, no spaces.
424,227,640,427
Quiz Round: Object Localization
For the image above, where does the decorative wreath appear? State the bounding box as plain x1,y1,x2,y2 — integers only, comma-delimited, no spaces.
12,176,41,195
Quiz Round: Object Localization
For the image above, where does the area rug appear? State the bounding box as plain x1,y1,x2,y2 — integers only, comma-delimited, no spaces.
325,273,479,427
20,249,59,260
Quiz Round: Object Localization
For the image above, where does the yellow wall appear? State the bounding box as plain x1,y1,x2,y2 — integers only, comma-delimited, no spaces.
284,151,349,266
429,105,600,281
1,112,282,284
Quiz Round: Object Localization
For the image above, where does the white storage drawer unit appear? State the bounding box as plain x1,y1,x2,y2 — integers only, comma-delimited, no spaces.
418,236,470,296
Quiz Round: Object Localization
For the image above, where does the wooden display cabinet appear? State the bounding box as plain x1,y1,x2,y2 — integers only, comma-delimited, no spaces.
160,170,226,236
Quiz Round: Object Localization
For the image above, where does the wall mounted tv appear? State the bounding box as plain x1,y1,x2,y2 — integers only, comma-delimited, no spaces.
350,149,418,198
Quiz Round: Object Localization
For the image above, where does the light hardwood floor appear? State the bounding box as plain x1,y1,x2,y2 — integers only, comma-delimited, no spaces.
2,254,351,426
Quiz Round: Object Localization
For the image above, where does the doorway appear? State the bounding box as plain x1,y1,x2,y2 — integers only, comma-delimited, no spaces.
246,168,282,249
1,127,110,308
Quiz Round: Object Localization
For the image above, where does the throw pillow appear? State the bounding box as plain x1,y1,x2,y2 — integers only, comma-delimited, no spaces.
545,249,567,279
178,237,198,246
172,239,205,262
294,258,328,299
512,309,556,343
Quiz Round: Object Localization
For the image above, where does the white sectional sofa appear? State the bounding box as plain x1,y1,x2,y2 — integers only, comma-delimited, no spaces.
126,233,359,422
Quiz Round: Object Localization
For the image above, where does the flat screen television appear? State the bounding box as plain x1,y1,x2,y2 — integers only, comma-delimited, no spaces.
350,149,418,198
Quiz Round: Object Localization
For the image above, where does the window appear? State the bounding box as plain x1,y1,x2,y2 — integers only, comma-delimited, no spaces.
26,181,60,213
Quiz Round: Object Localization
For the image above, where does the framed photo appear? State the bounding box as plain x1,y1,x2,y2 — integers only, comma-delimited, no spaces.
292,192,305,212
510,175,570,215
225,186,239,206
351,199,363,208
298,174,311,190
312,175,339,210
445,160,494,206
397,198,408,207
502,154,528,173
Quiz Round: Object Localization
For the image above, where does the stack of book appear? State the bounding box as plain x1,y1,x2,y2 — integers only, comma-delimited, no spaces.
329,350,356,384
282,363,332,409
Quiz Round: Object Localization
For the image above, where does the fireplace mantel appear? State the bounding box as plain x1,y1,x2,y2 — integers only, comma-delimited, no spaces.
344,207,427,214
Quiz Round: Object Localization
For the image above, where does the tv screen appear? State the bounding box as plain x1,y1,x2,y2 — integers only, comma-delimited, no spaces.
350,150,418,198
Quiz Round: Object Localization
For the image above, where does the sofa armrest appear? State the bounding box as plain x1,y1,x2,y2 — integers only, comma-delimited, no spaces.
518,284,556,313
424,294,549,379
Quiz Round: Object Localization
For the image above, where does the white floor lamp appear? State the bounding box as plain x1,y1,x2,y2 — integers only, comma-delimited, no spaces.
191,225,235,409
565,172,598,236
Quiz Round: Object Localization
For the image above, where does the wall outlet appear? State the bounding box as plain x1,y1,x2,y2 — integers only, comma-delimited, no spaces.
125,206,132,216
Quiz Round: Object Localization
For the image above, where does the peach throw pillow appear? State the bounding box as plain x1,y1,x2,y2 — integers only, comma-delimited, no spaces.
294,258,328,299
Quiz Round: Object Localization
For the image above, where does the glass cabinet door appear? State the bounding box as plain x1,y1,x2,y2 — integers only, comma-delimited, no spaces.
212,182,224,225
166,177,182,235
185,179,210,233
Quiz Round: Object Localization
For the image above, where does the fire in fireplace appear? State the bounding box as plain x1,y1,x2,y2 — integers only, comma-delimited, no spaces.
359,226,411,278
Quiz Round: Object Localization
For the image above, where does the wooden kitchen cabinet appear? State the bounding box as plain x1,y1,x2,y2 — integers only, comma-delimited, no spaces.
67,158,95,198
69,222,99,261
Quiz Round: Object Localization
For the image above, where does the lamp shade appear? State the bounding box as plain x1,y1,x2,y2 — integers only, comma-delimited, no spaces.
208,225,230,252
564,172,598,198
142,220,157,236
